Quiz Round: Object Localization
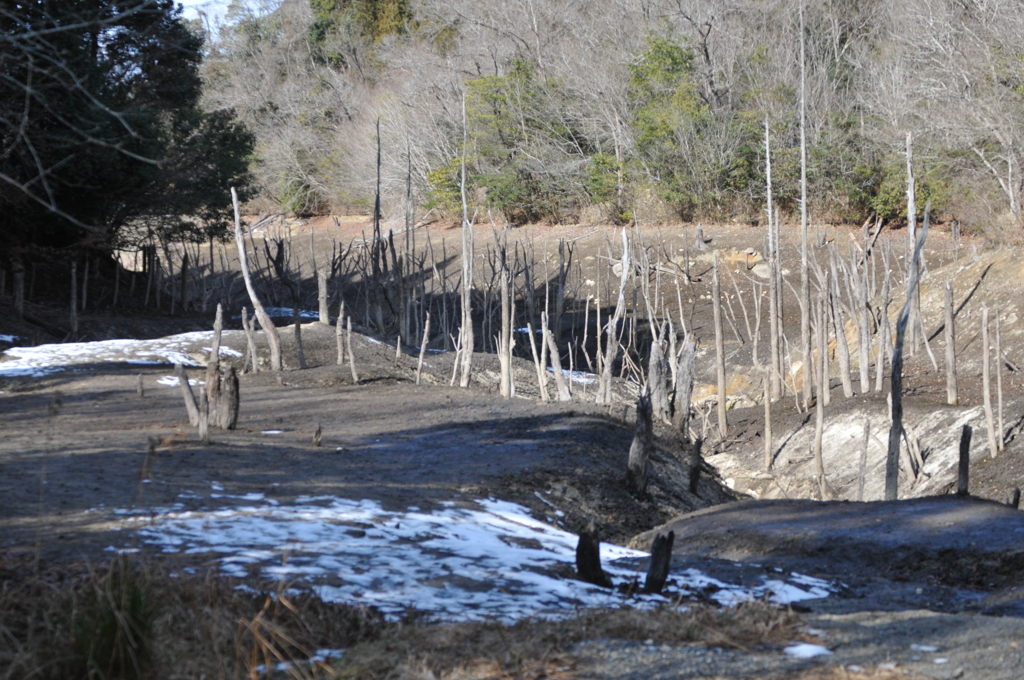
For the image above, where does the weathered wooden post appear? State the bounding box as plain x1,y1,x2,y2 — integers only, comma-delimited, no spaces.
945,280,958,405
982,306,998,458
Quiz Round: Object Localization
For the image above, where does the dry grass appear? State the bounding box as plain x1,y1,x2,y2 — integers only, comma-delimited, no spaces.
334,601,802,680
0,550,382,679
3,550,817,680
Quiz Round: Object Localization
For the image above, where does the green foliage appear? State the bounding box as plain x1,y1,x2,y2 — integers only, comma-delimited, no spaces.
309,0,411,47
628,36,759,219
427,58,593,224
0,0,255,253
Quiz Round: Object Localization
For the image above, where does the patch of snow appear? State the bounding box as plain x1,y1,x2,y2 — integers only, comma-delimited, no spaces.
156,376,202,387
0,331,247,379
784,643,832,659
546,367,598,385
0,334,19,343
911,644,940,653
261,429,284,435
203,346,243,357
111,495,836,623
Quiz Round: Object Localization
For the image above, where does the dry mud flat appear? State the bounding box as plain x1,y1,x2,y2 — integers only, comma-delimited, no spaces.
3,324,1024,677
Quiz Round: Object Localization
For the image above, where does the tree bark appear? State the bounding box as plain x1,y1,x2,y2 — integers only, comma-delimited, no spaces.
957,424,972,496
232,187,282,371
982,305,998,458
626,392,653,496
318,270,330,324
712,252,728,438
886,207,929,500
673,337,696,439
643,531,675,594
175,364,200,427
575,523,611,588
945,280,958,405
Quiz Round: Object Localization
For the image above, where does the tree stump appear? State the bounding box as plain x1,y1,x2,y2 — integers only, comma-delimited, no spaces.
219,366,240,430
575,523,611,588
643,531,675,594
689,438,704,495
626,393,653,496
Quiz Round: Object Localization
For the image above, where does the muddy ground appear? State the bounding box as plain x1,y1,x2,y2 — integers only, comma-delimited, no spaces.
4,220,1024,678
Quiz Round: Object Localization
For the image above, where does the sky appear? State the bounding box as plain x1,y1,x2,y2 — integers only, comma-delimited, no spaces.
178,0,232,25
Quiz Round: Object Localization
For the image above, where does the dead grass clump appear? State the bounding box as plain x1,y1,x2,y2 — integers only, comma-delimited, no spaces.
335,601,800,680
0,552,384,679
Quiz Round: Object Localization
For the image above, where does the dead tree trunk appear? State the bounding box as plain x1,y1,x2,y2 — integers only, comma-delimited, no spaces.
829,253,854,398
198,387,209,442
982,305,999,458
649,325,671,424
945,280,958,405
498,234,513,399
336,304,345,366
626,392,653,496
643,531,675,594
764,367,773,470
957,424,972,496
886,204,930,500
673,337,696,438
575,523,611,588
417,312,431,386
347,316,359,384
232,188,282,371
219,366,239,430
175,364,200,427
996,311,1004,452
318,270,330,324
241,307,259,374
814,297,828,497
544,322,572,402
206,303,224,413
712,252,728,438
597,229,630,405
293,304,308,369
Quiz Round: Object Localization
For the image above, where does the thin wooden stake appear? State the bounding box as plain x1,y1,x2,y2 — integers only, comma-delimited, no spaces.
417,312,431,386
712,252,727,438
945,280,958,405
982,306,998,458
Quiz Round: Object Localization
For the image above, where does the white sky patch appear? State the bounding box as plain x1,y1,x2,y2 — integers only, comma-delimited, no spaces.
114,495,835,623
0,331,247,378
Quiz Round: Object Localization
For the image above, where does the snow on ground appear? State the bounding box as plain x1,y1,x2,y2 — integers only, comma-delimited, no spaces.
111,492,835,623
0,334,19,343
0,331,247,378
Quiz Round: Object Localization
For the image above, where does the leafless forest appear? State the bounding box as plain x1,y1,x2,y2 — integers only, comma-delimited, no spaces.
199,0,1024,232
